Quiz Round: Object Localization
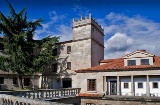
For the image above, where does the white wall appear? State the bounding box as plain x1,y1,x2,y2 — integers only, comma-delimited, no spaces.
121,77,132,96
149,77,160,96
134,77,146,96
124,57,153,66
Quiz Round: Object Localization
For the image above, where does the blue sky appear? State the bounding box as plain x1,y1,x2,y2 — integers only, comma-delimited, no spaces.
1,0,160,59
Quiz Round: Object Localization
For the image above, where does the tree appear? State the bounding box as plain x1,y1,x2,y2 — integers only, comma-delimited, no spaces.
0,1,59,89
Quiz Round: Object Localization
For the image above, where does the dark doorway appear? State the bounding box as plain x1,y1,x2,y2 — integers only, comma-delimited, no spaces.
63,78,72,88
110,81,117,95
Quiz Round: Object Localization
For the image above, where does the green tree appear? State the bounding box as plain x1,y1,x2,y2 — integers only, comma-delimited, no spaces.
0,2,59,89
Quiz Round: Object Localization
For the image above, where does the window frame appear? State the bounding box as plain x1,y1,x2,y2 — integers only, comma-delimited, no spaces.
152,82,158,89
141,59,149,65
67,46,71,54
137,82,143,89
67,62,71,70
124,82,129,89
127,60,136,66
87,79,96,91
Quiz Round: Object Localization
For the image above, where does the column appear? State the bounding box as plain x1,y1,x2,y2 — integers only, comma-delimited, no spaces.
117,76,120,95
131,75,134,96
104,76,107,95
146,75,150,96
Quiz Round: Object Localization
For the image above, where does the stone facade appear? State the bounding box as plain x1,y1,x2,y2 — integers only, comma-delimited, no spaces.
0,15,104,90
42,15,104,89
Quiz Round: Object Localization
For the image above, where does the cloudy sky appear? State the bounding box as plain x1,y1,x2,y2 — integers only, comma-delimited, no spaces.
1,0,160,59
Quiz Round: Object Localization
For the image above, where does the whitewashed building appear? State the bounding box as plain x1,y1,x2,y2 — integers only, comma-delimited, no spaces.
75,50,160,97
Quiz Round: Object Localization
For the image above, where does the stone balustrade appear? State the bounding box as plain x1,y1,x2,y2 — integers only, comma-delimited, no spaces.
0,88,81,99
0,88,81,105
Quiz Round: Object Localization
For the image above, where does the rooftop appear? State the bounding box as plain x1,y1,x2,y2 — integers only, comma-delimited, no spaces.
75,50,160,73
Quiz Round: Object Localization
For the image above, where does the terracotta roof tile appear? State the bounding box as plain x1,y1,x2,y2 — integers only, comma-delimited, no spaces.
75,56,160,72
78,93,104,97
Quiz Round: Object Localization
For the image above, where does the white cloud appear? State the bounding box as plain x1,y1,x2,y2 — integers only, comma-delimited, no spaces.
34,11,72,42
51,24,72,42
105,33,134,59
98,12,160,59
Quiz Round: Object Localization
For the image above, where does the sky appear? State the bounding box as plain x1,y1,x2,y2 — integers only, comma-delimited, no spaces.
1,0,160,59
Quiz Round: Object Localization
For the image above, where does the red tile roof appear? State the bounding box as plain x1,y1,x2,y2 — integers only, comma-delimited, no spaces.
75,56,160,73
78,93,104,97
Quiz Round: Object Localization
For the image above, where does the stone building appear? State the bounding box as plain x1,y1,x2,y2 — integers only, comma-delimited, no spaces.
0,15,105,90
76,50,160,97
0,37,41,90
41,15,104,89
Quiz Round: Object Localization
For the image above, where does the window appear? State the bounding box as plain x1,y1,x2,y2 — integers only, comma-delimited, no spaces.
13,77,17,85
153,82,158,88
67,62,71,70
24,78,30,86
52,48,57,56
138,82,143,88
127,60,136,66
52,63,57,72
67,46,71,54
0,77,4,84
141,59,149,65
124,83,129,88
87,79,96,91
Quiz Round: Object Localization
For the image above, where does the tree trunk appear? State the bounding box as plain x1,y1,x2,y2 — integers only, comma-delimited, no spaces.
17,74,23,89
32,73,35,90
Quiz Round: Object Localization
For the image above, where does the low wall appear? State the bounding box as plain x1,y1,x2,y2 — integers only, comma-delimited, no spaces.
0,94,73,105
81,96,160,105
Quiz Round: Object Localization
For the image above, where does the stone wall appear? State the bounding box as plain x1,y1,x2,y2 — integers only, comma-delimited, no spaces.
0,94,75,105
81,96,160,105
0,74,40,90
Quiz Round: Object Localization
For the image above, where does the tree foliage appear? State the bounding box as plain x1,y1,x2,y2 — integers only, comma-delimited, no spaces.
0,1,59,89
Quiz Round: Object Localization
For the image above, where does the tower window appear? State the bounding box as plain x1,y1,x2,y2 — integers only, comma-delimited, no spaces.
67,62,71,70
67,46,71,54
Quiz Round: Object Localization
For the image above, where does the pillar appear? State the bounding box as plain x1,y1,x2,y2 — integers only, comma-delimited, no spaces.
117,76,120,95
131,75,134,96
146,75,150,96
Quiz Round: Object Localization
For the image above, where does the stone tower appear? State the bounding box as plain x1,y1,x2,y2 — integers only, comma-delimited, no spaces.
72,14,104,69
41,15,105,89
